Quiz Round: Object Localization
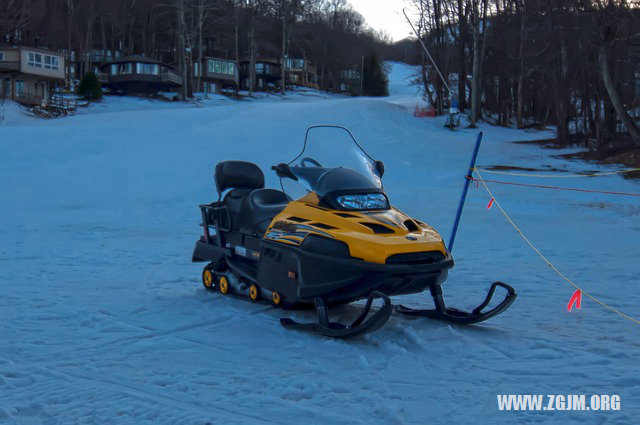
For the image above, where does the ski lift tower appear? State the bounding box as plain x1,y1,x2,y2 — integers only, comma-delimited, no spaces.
403,9,459,130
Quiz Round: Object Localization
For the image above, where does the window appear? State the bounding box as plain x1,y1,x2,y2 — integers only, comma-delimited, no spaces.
43,55,58,70
121,63,132,74
287,59,303,70
27,52,43,68
0,52,4,61
340,70,359,80
207,60,235,76
15,80,24,95
110,64,118,75
136,63,159,75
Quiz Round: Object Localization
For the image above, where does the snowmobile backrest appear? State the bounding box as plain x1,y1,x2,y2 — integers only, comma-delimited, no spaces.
215,161,265,198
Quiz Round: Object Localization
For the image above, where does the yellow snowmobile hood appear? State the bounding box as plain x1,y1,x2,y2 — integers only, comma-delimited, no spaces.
264,193,447,264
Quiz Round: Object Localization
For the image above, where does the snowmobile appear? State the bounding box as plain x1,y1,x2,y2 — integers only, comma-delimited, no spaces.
192,125,516,338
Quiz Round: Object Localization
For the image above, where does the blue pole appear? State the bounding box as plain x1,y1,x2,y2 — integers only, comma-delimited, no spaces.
448,131,483,252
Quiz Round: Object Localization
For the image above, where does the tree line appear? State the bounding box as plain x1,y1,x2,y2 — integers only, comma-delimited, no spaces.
0,0,389,97
394,0,640,148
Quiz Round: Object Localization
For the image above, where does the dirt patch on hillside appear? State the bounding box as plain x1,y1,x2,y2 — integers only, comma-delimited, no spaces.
511,138,640,179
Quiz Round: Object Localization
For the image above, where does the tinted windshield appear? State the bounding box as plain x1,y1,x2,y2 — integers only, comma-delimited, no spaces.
282,126,382,197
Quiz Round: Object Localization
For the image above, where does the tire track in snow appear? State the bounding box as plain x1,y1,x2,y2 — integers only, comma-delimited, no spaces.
2,354,367,425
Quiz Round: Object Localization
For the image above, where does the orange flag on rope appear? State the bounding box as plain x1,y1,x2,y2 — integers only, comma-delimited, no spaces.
567,289,582,312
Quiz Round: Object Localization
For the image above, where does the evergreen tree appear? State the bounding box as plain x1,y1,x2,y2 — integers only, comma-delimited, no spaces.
362,53,388,97
78,73,103,100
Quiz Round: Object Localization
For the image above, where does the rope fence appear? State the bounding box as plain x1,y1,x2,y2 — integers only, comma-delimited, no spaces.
467,176,640,198
472,167,640,326
476,166,640,179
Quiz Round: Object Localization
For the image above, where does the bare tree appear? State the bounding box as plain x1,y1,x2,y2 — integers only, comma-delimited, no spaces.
469,0,487,127
595,3,640,144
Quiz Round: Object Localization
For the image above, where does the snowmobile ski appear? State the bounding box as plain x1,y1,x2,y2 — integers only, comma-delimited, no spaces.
394,281,517,325
280,291,393,338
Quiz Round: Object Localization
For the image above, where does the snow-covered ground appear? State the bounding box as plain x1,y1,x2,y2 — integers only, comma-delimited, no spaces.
1,63,638,424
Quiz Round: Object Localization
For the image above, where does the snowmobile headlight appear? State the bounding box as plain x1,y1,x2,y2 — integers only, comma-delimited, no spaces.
335,193,389,210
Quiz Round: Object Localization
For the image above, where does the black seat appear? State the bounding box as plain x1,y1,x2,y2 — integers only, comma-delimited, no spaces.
240,189,291,235
214,160,290,235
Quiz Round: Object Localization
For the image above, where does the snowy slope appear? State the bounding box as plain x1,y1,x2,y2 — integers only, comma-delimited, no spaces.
1,63,639,424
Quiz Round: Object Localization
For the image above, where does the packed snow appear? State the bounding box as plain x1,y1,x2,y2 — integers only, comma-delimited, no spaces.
1,63,638,424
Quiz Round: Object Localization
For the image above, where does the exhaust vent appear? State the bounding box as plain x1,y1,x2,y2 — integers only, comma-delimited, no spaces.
334,212,359,218
360,222,394,234
288,216,309,223
310,222,338,230
404,219,419,232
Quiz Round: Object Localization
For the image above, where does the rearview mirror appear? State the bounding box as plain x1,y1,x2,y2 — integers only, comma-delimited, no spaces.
375,160,385,177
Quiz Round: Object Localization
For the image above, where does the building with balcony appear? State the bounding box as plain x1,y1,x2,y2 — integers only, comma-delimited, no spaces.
285,58,318,89
0,45,66,106
75,49,122,78
336,69,362,96
98,55,182,95
239,58,282,91
194,57,239,93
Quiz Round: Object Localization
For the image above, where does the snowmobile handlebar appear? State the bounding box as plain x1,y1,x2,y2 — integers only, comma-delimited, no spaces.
272,163,298,181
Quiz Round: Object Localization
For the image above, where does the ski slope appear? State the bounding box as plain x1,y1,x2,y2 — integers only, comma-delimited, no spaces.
1,63,639,424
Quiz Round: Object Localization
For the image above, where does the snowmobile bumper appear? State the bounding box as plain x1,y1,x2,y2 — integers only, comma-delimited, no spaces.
259,238,454,305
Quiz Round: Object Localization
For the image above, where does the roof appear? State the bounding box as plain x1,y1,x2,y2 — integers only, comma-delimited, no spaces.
197,56,238,63
0,45,65,57
104,55,167,66
238,57,281,65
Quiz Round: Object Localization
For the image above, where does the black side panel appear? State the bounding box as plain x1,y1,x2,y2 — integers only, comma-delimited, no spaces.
256,243,300,300
192,240,230,263
257,239,453,305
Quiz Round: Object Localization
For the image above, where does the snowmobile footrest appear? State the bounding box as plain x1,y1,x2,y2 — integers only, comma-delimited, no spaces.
394,281,517,325
280,291,393,338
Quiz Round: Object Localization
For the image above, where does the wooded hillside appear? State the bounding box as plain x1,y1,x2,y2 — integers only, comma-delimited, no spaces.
0,0,388,96
396,0,640,150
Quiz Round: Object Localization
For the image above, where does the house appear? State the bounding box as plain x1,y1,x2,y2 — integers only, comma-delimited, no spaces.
0,45,66,106
239,58,282,91
98,55,182,95
336,69,361,96
194,57,239,93
285,58,318,89
76,49,122,77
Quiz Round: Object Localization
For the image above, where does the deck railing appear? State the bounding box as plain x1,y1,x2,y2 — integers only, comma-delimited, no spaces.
161,71,182,85
97,72,109,83
15,91,44,106
0,61,20,72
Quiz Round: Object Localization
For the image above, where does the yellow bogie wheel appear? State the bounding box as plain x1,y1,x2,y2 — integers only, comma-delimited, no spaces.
219,276,230,294
202,268,214,290
249,284,259,301
271,291,282,306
